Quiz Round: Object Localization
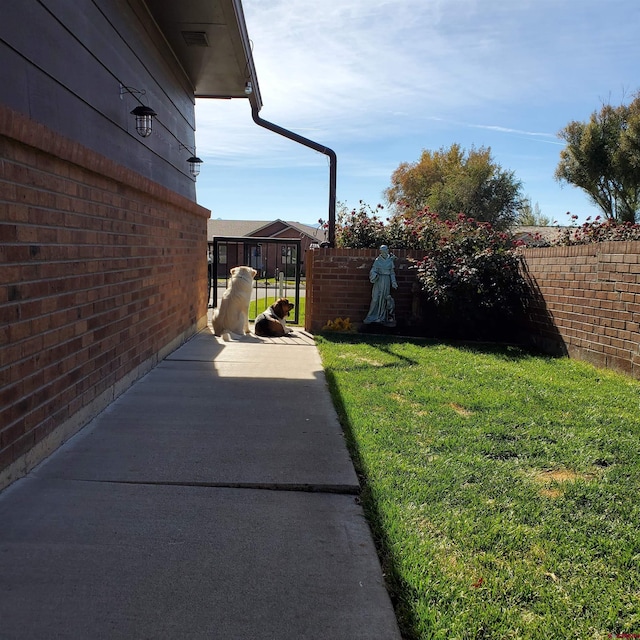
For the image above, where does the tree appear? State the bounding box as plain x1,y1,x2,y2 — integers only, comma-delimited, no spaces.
384,144,524,230
555,92,640,223
517,197,550,226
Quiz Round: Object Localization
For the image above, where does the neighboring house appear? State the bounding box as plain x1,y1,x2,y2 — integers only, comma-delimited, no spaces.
512,226,567,246
208,219,327,277
0,0,262,487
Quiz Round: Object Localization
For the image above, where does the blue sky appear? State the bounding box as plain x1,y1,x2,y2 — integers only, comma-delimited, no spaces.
194,0,640,226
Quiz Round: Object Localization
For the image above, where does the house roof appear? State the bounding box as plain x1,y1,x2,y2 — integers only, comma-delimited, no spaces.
144,0,262,108
513,226,569,245
207,219,326,242
283,221,328,240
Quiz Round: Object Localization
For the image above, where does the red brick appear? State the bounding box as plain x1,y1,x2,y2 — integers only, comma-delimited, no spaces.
1,119,208,474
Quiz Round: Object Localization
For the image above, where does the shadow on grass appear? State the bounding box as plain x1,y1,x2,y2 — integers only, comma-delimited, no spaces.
319,330,559,364
322,366,422,640
318,332,567,639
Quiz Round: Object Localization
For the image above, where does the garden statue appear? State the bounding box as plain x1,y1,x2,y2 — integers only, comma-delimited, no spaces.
364,245,397,327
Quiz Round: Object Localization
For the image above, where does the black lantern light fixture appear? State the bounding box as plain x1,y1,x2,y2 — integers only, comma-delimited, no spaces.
187,155,203,178
130,105,157,138
179,142,203,178
120,84,156,138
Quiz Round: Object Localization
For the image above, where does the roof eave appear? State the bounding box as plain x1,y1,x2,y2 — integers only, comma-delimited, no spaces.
143,0,262,109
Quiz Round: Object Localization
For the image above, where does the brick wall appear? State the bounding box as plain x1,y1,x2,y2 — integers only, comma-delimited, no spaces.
522,242,640,378
305,248,425,333
306,244,640,380
0,107,209,487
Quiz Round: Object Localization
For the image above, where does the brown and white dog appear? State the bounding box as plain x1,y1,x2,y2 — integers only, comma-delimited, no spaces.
254,298,295,337
212,266,257,341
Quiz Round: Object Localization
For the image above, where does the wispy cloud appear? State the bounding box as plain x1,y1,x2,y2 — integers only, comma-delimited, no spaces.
195,0,640,221
198,0,638,159
444,120,564,145
469,125,555,138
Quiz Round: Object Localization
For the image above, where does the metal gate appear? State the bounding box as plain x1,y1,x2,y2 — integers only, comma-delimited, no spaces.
208,236,302,325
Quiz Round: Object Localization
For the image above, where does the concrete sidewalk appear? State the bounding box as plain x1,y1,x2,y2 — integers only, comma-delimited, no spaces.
0,327,402,639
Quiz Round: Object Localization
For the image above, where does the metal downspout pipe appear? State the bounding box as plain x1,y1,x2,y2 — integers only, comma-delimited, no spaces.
251,107,337,247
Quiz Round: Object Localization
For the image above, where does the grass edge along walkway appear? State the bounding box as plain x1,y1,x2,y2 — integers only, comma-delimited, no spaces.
316,333,640,640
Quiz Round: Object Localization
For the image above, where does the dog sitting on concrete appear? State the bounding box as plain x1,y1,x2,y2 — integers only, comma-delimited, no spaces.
254,298,295,337
212,266,257,341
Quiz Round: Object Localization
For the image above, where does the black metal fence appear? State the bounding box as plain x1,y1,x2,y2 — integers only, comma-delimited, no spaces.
208,237,302,325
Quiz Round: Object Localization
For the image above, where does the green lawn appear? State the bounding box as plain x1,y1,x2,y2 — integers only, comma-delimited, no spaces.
249,295,305,326
315,334,640,640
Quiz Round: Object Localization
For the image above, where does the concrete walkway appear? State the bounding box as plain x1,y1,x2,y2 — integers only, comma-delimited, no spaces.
0,327,402,639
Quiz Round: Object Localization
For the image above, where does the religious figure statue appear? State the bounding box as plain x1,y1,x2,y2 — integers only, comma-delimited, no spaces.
363,245,397,327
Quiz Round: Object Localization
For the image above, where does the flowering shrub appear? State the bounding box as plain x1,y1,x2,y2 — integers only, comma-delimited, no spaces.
334,202,387,249
331,203,640,339
412,215,528,338
413,216,525,306
335,202,442,251
335,202,528,338
553,214,640,245
385,207,442,251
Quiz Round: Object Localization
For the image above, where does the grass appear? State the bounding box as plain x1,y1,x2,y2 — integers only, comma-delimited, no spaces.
315,333,640,640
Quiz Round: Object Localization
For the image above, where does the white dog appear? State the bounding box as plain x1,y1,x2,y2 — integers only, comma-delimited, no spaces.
212,266,257,341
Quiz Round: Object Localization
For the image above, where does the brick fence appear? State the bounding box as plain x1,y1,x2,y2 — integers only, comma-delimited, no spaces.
305,248,427,334
0,108,209,487
521,242,640,378
305,244,640,380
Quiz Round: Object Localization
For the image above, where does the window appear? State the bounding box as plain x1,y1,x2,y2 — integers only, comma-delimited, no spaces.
281,245,297,265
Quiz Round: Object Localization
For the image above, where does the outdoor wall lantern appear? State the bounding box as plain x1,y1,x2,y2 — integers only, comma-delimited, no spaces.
244,81,253,95
179,142,203,178
120,84,156,137
130,105,157,138
187,156,203,177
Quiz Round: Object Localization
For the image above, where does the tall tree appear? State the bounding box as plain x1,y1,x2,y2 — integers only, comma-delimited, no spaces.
555,93,640,223
518,197,550,226
384,144,524,230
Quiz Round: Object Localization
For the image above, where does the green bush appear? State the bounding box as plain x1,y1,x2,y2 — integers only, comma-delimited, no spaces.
412,214,528,339
335,204,528,339
334,202,387,249
334,202,441,250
